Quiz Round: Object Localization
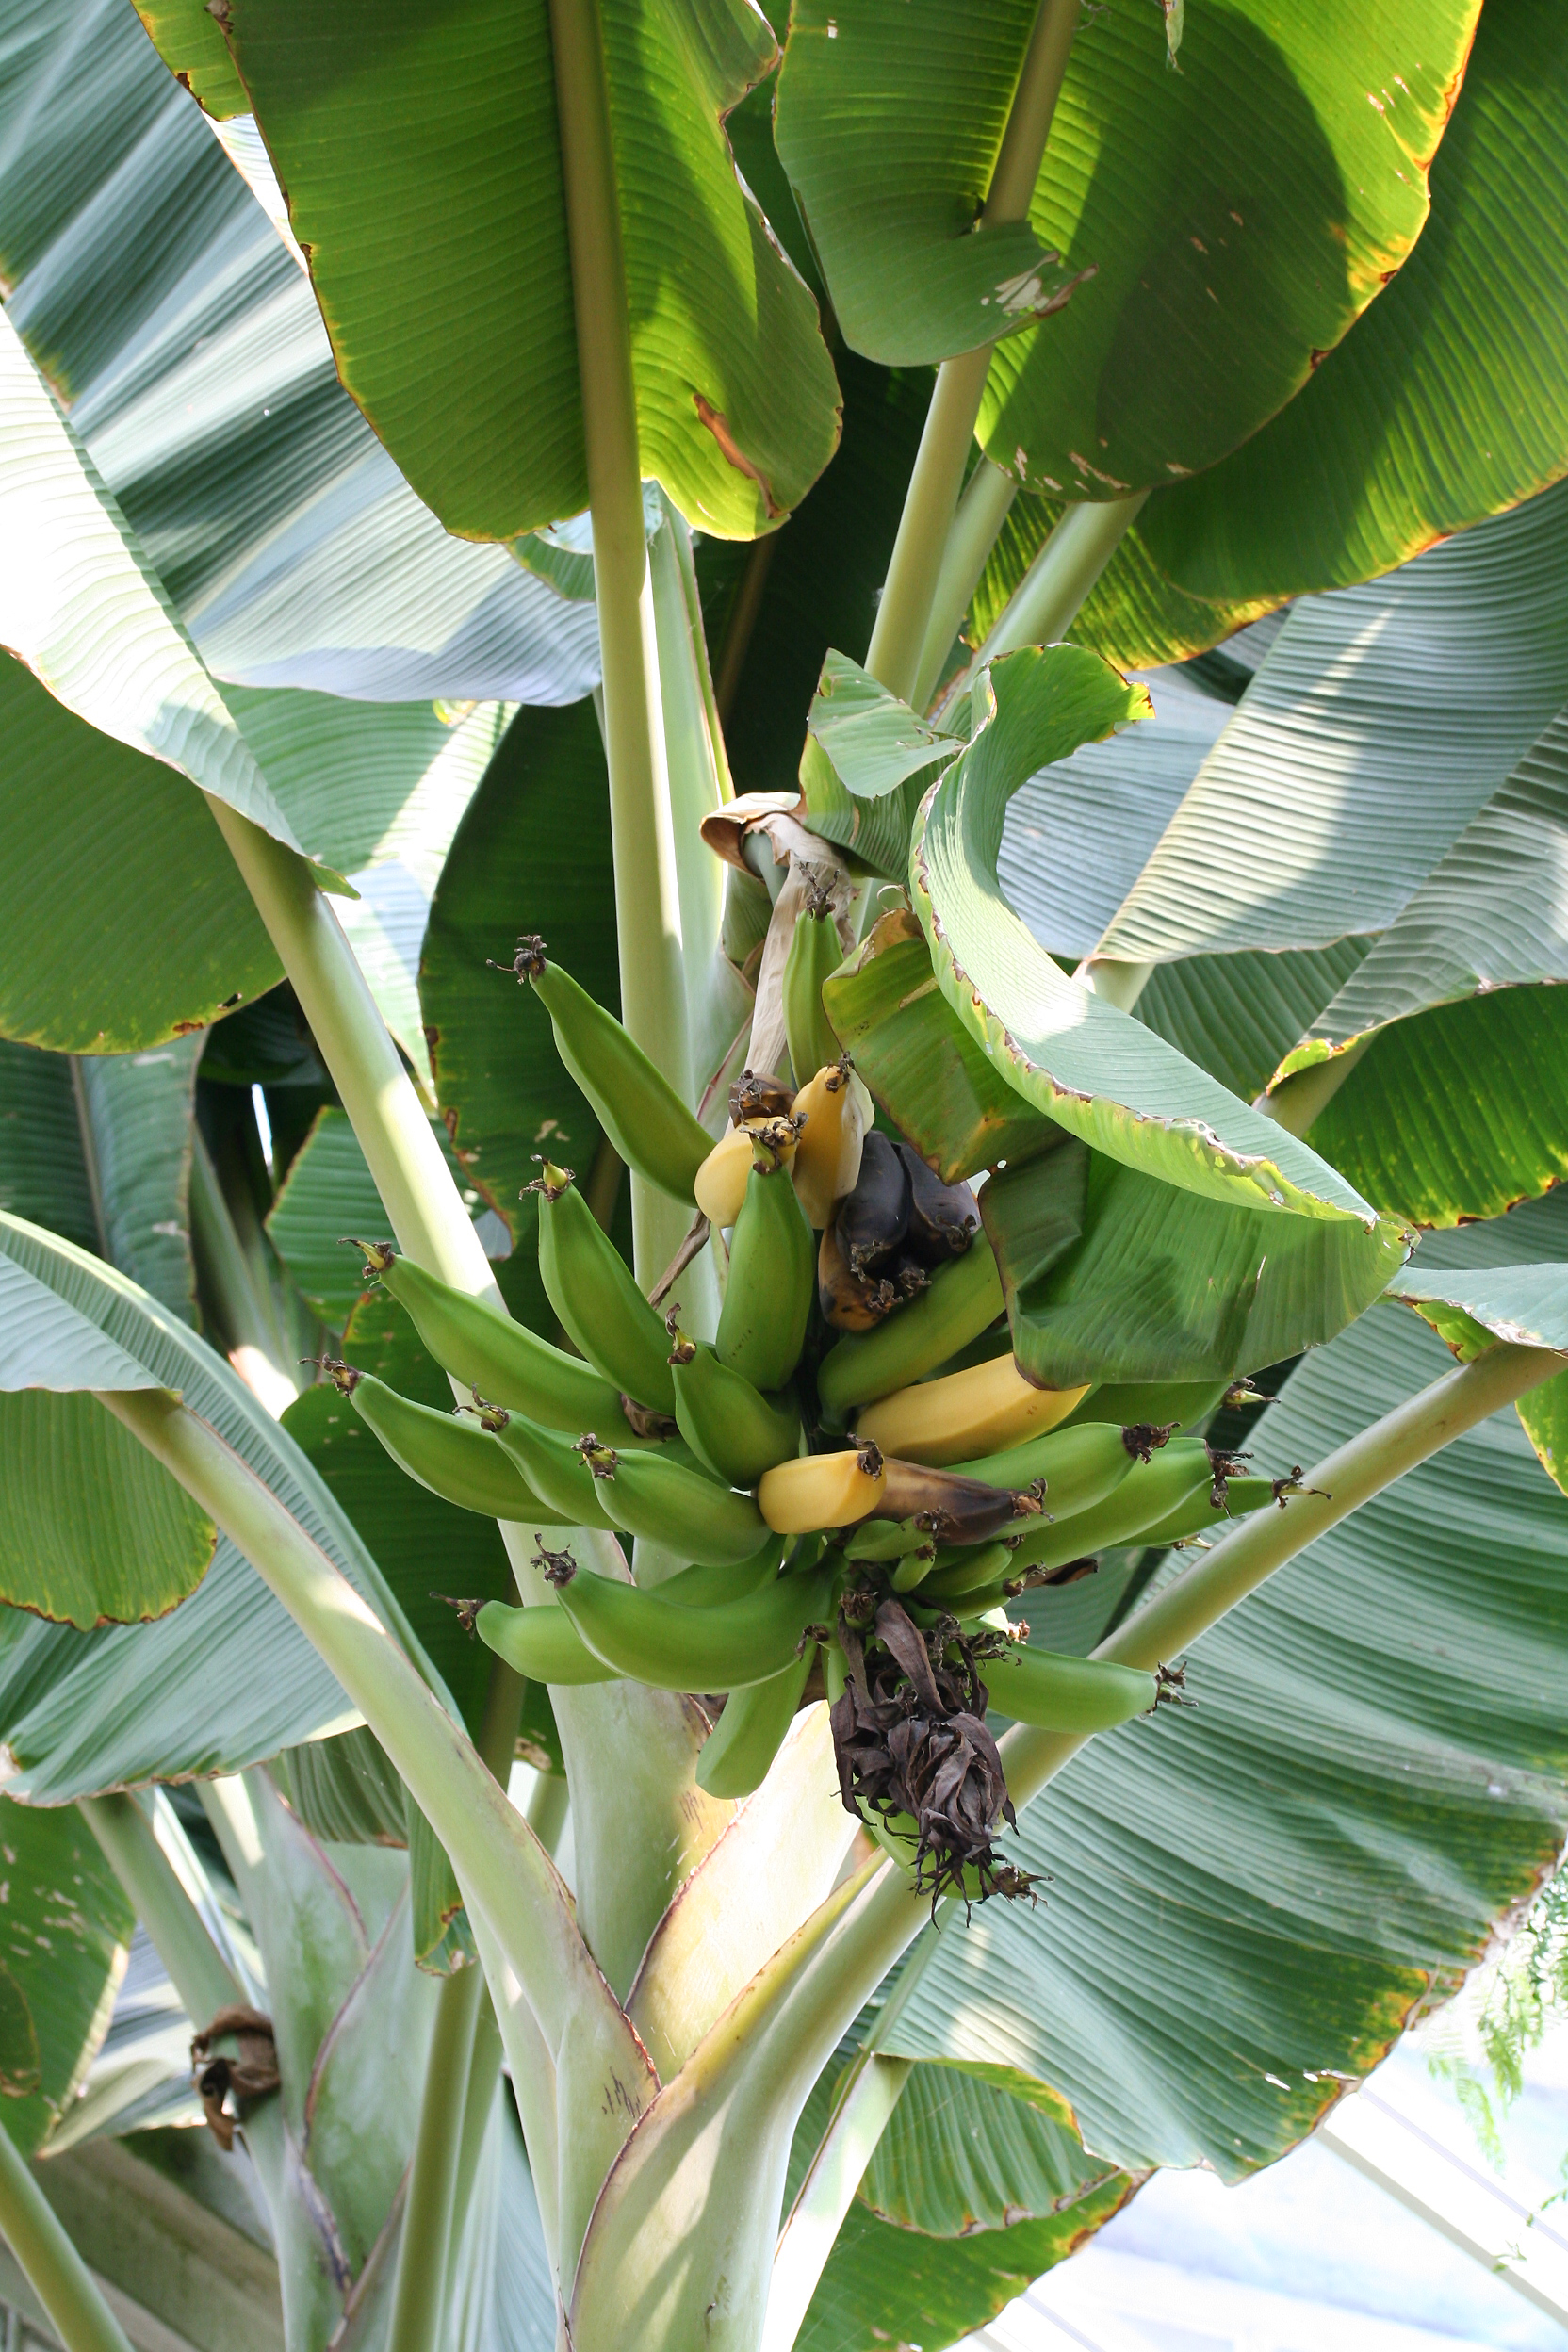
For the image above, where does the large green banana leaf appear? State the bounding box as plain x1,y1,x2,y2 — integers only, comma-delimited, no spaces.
0,1799,133,2160
0,1212,442,1796
1097,482,1568,964
775,0,1475,506
965,0,1568,671
1,0,599,703
178,0,841,543
791,2054,1135,2352
881,1283,1568,2185
1142,0,1568,604
911,646,1373,1219
0,1036,200,1321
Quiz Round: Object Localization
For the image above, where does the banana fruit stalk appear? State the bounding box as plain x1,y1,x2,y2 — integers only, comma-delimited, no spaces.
323,1362,568,1522
984,1643,1162,1732
349,1241,645,1443
696,1643,817,1797
716,1136,815,1390
473,1598,622,1684
857,1353,1088,1466
532,1161,678,1413
667,1319,801,1487
508,937,710,1203
817,1237,1004,1424
553,1556,834,1691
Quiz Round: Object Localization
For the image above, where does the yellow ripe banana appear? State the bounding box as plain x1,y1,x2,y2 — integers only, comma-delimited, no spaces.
759,1444,886,1533
694,1116,798,1228
856,1354,1088,1467
790,1059,872,1230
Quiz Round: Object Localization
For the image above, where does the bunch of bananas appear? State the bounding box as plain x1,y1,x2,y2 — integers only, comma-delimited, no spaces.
334,939,1292,1894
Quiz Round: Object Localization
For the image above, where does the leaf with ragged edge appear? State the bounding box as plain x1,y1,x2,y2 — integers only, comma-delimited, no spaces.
1302,988,1568,1232
0,311,344,887
130,0,249,116
1397,1189,1568,1500
776,0,1478,489
1098,483,1568,965
910,647,1370,1221
205,0,841,542
808,653,962,802
823,909,1063,1182
422,697,628,1317
1142,0,1568,607
0,1797,132,2159
274,1728,407,1848
0,1392,215,1629
798,2174,1133,2352
774,0,1087,368
984,1143,1409,1388
0,654,280,1054
1137,942,1368,1109
885,1305,1568,2180
5,0,599,704
0,1212,449,1799
857,2063,1122,2234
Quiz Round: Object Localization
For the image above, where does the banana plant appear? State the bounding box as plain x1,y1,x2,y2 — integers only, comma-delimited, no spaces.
3,3,1568,2350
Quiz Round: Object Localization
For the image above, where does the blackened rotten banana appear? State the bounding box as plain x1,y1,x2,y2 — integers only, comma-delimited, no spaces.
895,1145,979,1262
836,1131,910,1275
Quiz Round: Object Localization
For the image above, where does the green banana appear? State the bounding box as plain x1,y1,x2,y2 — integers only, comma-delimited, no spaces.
948,1420,1143,1519
554,1558,834,1690
817,1237,1004,1425
1135,1472,1277,1548
695,1642,817,1797
532,1163,678,1413
654,1546,785,1609
782,890,844,1085
325,1363,569,1522
591,1444,770,1566
509,938,710,1203
1058,1380,1231,1435
918,1539,1014,1601
668,1323,801,1487
983,1642,1159,1732
473,1600,621,1684
348,1243,644,1441
843,1515,932,1563
716,1142,815,1391
491,1416,622,1530
998,1439,1213,1580
888,1543,939,1592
